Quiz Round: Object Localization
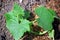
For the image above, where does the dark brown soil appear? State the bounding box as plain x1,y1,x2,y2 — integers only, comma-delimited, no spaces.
0,0,60,40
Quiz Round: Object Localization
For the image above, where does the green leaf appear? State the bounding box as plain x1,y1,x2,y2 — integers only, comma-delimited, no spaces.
4,13,11,20
34,6,56,31
13,2,24,17
24,10,30,19
4,3,31,40
6,19,30,40
48,8,56,16
48,30,54,40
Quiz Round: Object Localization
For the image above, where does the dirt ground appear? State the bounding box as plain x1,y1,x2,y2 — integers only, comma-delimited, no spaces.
0,0,60,40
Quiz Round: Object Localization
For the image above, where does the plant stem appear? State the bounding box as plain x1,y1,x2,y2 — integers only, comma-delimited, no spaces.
30,31,47,35
54,16,60,20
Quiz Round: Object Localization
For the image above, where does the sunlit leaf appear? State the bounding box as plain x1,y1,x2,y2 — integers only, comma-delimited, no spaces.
4,3,31,40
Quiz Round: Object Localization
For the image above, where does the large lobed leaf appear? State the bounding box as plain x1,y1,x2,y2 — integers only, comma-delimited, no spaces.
34,6,56,31
4,3,31,40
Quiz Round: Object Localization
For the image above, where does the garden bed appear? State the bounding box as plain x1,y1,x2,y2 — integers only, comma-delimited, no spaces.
0,0,60,40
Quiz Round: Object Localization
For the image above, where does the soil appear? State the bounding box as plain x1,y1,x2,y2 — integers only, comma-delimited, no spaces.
0,0,60,40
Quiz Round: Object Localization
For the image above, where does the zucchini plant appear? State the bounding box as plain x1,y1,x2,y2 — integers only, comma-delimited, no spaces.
4,2,59,40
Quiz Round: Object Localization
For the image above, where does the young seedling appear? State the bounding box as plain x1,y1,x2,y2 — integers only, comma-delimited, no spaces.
4,2,60,40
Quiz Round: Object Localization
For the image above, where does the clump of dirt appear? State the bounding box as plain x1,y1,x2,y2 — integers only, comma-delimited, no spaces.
23,33,51,40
